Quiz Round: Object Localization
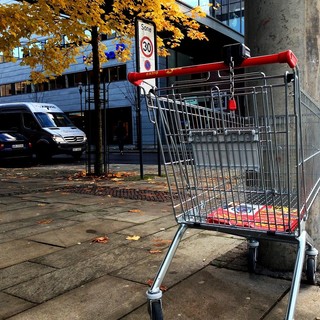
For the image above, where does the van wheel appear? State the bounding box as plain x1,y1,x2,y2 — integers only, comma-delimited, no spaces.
36,146,52,163
72,152,83,161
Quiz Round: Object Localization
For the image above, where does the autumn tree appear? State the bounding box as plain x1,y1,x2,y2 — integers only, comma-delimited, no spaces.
0,0,209,175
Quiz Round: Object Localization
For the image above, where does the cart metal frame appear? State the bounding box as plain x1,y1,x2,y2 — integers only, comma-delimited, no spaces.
128,49,319,320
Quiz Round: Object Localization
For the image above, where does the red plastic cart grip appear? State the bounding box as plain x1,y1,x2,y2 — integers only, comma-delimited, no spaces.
127,50,298,86
228,99,237,111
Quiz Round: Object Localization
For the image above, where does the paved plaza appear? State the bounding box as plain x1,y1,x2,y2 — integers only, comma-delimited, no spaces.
0,162,319,319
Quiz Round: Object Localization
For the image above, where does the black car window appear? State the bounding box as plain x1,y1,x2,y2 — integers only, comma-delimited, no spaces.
0,113,21,131
23,113,39,130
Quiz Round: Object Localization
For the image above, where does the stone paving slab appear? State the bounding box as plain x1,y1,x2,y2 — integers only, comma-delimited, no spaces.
123,265,291,320
102,205,171,224
112,231,243,288
265,283,320,319
63,202,127,215
101,200,171,218
7,275,147,320
0,292,35,320
30,233,130,269
0,198,38,210
19,191,111,206
63,209,121,222
3,218,78,242
0,181,58,196
64,197,129,215
26,219,134,248
116,215,177,237
3,200,76,213
125,225,202,251
0,262,56,290
0,239,62,269
0,205,78,224
4,246,148,304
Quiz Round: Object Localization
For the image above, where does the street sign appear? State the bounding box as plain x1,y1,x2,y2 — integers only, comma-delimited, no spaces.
135,19,157,94
134,18,158,179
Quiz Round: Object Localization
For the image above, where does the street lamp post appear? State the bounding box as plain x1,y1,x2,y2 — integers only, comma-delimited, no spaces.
78,82,83,120
76,81,86,171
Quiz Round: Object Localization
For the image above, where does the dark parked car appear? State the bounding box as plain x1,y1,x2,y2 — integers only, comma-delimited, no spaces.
0,131,33,164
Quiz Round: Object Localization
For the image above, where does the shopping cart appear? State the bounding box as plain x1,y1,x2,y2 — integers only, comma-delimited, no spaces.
128,45,319,320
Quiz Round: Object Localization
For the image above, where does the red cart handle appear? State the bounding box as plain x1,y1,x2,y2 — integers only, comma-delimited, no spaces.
128,50,298,86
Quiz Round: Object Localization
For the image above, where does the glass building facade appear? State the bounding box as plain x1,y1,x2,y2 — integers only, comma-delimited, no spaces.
181,0,244,34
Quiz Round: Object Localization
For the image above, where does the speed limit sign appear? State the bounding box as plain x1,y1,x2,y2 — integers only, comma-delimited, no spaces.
136,19,157,92
140,36,153,58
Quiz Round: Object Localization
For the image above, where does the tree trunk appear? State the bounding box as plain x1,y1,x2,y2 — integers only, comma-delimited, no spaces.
91,26,104,175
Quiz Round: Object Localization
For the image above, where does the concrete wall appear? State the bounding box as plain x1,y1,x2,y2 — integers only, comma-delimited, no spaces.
245,0,320,101
245,0,320,269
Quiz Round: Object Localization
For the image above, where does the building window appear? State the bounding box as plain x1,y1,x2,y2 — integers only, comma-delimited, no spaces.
49,78,56,90
102,65,127,83
16,82,26,94
180,0,244,34
34,82,49,92
26,83,32,93
212,0,244,34
66,73,75,88
181,1,213,15
56,75,67,89
14,81,32,94
0,65,127,97
0,85,4,96
75,72,87,86
100,31,116,41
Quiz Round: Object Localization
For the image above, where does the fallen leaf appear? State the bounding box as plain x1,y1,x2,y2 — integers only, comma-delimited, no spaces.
152,239,172,247
149,249,162,254
79,170,87,177
126,235,140,241
146,279,167,291
37,219,53,224
92,236,109,243
128,209,141,213
67,171,87,180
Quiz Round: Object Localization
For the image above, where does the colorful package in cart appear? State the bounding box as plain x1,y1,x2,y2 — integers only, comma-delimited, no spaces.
207,203,299,232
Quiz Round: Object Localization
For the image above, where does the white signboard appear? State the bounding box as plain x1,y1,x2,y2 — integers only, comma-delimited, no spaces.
136,19,156,94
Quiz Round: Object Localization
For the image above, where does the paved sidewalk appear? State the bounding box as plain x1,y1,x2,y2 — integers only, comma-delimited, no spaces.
0,163,319,320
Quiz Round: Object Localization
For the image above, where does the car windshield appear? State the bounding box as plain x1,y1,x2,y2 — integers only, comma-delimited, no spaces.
35,112,74,128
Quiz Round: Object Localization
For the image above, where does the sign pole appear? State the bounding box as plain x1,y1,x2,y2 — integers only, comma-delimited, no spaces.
135,18,157,179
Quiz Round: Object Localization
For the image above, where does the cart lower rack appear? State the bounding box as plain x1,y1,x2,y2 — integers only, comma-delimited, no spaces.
128,47,319,320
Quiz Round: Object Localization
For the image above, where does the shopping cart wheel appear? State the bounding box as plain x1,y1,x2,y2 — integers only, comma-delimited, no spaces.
248,247,258,273
248,239,259,273
306,257,317,285
148,299,163,320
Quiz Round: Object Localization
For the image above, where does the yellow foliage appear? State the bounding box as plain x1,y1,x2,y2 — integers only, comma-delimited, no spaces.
0,0,212,83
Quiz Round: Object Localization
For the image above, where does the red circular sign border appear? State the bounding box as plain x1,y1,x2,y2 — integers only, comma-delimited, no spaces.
140,36,154,58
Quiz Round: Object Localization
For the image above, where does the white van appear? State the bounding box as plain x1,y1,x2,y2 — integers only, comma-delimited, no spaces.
0,102,87,161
